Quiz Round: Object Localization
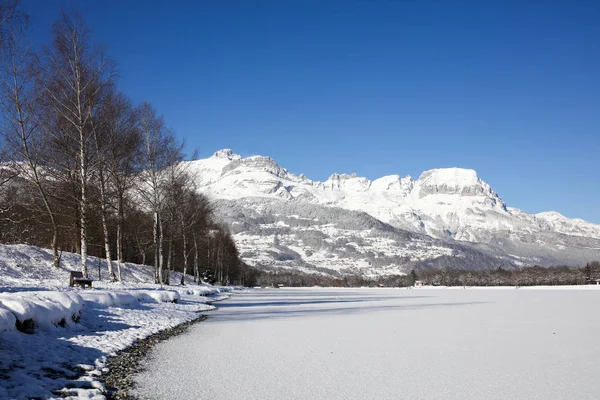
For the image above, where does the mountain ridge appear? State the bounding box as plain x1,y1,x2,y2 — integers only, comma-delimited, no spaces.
186,149,600,276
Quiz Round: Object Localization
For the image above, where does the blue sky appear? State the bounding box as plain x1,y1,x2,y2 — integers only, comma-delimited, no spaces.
23,0,599,223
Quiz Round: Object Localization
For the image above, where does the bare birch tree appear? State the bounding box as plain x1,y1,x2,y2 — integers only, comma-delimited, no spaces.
136,103,183,284
0,2,64,267
89,90,140,281
179,189,211,285
90,101,114,280
0,0,26,187
161,146,192,285
34,10,115,277
103,92,141,281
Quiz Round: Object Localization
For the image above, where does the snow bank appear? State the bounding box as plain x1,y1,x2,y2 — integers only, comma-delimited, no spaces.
0,289,217,399
179,285,220,297
0,288,182,332
132,289,181,303
0,291,83,331
81,289,183,307
217,286,243,293
0,305,16,332
79,290,139,308
0,242,230,399
177,285,247,299
0,285,213,332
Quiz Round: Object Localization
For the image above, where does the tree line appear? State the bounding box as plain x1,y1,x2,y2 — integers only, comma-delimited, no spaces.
250,262,600,288
401,262,600,287
0,1,244,285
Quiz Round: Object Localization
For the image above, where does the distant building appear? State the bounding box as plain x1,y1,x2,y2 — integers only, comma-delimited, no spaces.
414,280,424,287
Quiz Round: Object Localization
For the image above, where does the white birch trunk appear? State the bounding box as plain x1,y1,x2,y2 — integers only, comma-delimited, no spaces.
80,127,88,277
158,217,164,285
154,211,162,284
193,232,199,283
99,172,115,281
180,212,188,285
165,236,172,285
116,196,124,281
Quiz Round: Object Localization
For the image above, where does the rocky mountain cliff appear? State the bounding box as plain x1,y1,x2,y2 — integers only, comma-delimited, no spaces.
186,149,600,276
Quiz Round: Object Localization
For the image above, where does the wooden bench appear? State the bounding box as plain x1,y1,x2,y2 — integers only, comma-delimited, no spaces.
69,271,92,288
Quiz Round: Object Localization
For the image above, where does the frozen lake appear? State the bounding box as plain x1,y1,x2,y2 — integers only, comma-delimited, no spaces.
134,287,600,400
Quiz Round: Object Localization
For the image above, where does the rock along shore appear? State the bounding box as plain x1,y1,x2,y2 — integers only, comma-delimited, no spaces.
101,314,209,399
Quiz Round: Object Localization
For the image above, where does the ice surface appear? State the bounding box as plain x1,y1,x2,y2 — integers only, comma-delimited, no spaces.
134,287,600,400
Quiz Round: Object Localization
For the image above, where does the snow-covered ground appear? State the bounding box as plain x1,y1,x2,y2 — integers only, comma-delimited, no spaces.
134,287,600,400
0,244,237,399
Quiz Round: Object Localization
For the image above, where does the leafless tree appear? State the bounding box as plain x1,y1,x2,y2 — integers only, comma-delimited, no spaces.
104,92,141,281
90,101,114,280
0,0,26,187
161,149,198,284
34,10,116,276
0,4,65,267
0,0,26,54
91,89,140,281
178,187,211,284
136,102,183,284
0,4,247,285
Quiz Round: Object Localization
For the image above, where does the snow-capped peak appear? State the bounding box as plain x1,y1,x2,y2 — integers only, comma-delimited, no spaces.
413,167,501,202
327,172,367,181
417,168,480,188
211,149,241,160
535,211,567,220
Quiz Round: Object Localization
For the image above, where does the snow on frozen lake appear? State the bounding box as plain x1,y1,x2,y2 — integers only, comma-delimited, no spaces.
134,287,600,400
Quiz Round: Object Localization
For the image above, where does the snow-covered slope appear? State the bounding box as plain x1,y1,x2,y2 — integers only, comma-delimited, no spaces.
185,150,600,274
216,198,515,277
0,243,234,399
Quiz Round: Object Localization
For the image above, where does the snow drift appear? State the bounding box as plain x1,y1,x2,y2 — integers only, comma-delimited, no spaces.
0,291,83,332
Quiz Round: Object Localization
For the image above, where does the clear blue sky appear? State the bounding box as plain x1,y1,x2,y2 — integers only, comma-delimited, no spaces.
23,0,599,223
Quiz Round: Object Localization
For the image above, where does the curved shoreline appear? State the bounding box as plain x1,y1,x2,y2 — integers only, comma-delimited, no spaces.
101,313,210,400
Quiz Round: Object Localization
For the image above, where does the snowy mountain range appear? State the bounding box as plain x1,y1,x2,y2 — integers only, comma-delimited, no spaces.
186,149,600,277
